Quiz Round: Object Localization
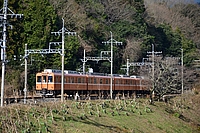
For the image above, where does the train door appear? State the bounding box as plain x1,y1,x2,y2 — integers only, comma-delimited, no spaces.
114,78,120,91
47,75,53,90
42,75,48,90
36,74,42,91
88,77,94,90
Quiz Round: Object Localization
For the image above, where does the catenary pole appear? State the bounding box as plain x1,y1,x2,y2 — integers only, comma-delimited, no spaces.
80,50,111,75
24,45,62,103
121,58,152,76
110,32,113,99
0,0,23,107
126,59,129,76
152,44,155,96
181,48,184,94
102,32,122,99
50,18,76,102
83,49,86,74
61,18,65,102
147,44,162,98
24,44,27,104
0,0,7,107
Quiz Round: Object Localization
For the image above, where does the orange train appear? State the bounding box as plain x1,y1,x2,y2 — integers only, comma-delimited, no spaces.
35,69,150,98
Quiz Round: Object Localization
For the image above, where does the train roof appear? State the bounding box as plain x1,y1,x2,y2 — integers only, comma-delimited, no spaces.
43,69,79,74
37,69,142,79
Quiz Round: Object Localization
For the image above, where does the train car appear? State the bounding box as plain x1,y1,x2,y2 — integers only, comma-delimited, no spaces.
35,69,150,99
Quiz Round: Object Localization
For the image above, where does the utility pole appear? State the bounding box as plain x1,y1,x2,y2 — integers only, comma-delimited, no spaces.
22,45,35,104
102,32,122,99
24,44,27,104
152,44,155,96
181,48,184,94
0,0,23,107
126,59,129,76
50,18,76,102
83,49,86,74
147,44,162,98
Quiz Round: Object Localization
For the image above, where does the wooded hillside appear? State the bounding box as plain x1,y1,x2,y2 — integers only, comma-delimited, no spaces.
0,0,200,96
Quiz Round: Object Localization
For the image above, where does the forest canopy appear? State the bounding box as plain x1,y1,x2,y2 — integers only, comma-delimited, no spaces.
0,0,199,94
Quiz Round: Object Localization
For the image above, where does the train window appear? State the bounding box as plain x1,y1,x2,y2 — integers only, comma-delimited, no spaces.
56,77,59,83
43,76,47,83
133,80,135,85
89,78,93,83
48,76,53,83
136,80,139,85
94,78,97,84
78,78,81,83
118,79,120,84
135,80,137,85
130,80,132,85
82,78,85,83
106,79,108,84
115,79,119,84
122,79,124,84
70,77,74,83
55,77,57,83
126,80,129,84
100,79,103,84
120,79,123,84
37,76,41,82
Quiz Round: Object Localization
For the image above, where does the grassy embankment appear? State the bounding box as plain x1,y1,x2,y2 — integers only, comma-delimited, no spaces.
0,91,200,133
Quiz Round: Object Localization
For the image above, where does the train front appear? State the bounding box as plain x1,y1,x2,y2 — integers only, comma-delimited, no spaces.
35,70,56,96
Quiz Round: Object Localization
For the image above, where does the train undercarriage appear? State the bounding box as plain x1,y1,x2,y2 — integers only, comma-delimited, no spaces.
37,89,150,100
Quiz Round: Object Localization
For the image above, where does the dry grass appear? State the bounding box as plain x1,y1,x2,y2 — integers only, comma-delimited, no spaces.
0,95,199,133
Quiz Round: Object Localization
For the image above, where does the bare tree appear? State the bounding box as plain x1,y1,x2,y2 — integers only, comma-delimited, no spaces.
123,37,142,62
99,0,137,24
139,56,181,101
144,1,200,48
49,0,92,32
144,0,195,7
153,57,182,99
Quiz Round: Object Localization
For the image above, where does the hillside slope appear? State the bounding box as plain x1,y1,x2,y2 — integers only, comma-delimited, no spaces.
0,90,200,132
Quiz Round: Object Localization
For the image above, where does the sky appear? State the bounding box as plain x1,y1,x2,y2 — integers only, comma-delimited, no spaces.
195,0,200,3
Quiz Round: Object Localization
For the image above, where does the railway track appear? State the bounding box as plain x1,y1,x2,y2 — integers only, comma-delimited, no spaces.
3,92,138,106
4,95,62,105
2,91,179,106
